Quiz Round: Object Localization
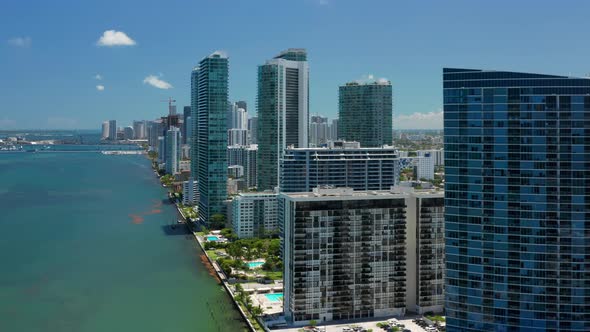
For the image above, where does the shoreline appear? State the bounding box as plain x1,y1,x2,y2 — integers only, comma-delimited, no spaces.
191,230,259,332
152,159,259,332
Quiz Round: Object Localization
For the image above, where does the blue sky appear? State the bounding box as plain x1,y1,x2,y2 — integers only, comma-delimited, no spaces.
1,0,590,130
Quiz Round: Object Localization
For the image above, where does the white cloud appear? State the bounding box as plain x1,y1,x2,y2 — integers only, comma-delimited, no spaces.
395,110,443,129
96,30,136,46
95,74,103,80
7,37,31,48
96,85,105,91
143,75,173,89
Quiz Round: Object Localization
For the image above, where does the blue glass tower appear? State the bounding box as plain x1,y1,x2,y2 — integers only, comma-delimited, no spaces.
444,68,590,331
194,52,229,226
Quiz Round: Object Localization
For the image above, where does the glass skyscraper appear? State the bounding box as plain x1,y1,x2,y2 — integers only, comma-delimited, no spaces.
444,68,590,331
338,81,393,147
257,48,309,191
190,67,199,178
193,52,229,226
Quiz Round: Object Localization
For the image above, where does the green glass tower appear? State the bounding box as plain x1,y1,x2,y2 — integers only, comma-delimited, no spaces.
338,81,393,147
193,52,229,226
257,49,309,191
190,67,199,178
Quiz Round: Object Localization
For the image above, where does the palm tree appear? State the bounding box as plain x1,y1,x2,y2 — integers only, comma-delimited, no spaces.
251,305,264,317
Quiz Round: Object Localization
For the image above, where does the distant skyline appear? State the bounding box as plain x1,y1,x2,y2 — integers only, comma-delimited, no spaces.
2,0,590,129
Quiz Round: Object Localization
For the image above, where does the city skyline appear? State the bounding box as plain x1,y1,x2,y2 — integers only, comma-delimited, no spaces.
4,0,590,130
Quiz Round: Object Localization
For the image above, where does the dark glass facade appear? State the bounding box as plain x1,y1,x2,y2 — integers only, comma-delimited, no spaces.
339,82,393,147
195,54,229,226
444,68,590,331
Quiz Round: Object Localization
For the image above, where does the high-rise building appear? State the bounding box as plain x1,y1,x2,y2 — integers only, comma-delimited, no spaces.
108,120,117,140
227,144,258,189
280,141,399,192
194,52,229,226
236,100,247,111
228,128,248,146
309,115,330,147
182,106,191,144
123,126,134,140
190,68,199,179
147,120,164,151
281,187,407,324
132,120,146,139
157,136,166,165
101,121,109,139
231,191,278,238
444,68,590,331
165,126,181,174
227,102,248,130
405,189,445,315
248,116,258,144
330,118,339,141
257,48,309,190
339,80,392,147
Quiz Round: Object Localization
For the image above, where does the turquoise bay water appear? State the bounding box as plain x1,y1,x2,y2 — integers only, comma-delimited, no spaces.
0,151,247,332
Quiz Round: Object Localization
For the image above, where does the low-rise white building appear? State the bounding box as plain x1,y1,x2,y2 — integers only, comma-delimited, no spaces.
414,154,434,180
182,178,198,206
179,160,190,173
231,191,278,238
417,148,444,166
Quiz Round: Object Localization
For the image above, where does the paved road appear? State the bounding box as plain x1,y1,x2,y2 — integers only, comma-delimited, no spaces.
275,317,434,332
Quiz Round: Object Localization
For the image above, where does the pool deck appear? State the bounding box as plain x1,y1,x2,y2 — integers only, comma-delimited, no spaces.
253,292,283,315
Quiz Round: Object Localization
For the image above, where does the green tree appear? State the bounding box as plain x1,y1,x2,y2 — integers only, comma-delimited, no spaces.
243,295,253,310
219,259,233,277
309,319,317,327
251,305,264,316
227,242,244,260
234,283,244,293
210,213,226,229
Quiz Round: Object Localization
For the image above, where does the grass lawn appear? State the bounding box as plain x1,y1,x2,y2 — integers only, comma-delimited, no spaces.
206,250,220,261
426,315,445,322
260,270,282,280
196,231,205,237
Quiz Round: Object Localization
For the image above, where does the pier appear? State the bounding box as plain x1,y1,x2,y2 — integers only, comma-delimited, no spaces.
101,150,146,155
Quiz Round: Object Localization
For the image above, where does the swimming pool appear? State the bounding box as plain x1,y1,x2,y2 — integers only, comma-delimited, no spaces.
206,236,219,241
247,261,265,268
264,293,283,302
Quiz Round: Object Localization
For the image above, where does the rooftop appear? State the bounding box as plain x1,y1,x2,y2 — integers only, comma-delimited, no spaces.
282,186,443,200
286,141,396,151
274,48,307,61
